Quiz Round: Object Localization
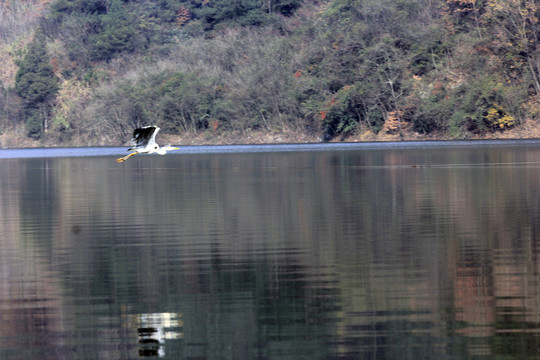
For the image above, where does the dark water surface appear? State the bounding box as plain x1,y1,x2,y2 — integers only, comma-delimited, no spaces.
1,141,540,359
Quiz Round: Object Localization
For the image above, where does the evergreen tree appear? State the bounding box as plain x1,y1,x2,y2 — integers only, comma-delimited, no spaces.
15,30,59,138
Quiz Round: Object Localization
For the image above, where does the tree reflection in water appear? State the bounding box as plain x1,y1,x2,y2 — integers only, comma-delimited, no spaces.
1,143,540,358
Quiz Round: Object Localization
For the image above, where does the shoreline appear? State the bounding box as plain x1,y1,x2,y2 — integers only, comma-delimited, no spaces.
4,138,540,160
2,120,540,149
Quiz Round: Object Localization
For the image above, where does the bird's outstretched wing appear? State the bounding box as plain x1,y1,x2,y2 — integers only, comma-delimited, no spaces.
131,126,159,147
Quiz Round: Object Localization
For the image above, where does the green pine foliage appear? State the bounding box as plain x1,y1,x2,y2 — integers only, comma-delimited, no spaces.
15,31,59,104
14,30,59,138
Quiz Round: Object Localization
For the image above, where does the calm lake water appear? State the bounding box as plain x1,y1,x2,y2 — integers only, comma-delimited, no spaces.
1,141,540,359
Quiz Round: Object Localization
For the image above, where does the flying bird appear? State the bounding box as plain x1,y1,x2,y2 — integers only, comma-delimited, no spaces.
116,126,179,163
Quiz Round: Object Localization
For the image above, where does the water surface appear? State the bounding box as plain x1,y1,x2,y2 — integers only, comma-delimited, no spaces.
1,141,540,359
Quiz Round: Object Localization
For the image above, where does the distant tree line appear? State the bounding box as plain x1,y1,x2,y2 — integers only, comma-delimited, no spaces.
3,0,539,142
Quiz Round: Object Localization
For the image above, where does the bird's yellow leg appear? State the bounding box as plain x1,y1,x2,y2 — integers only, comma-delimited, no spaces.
116,152,138,163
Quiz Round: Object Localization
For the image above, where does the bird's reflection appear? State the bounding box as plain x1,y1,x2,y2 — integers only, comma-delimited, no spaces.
138,327,161,357
128,312,183,358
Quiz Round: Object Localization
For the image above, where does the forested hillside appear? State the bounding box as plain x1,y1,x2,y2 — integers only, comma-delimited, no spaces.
0,0,539,146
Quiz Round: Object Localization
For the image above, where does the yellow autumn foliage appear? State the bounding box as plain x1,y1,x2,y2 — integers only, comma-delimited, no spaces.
383,110,409,134
485,104,515,129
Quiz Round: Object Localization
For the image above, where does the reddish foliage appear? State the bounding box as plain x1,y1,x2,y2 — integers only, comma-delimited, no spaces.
176,6,190,27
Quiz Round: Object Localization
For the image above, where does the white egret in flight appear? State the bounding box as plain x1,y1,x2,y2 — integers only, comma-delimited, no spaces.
116,126,179,163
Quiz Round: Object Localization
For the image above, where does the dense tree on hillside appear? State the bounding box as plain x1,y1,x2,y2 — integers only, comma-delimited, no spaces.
44,0,303,71
45,0,145,66
15,30,59,138
293,0,447,139
195,0,302,30
3,0,539,143
483,0,540,94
